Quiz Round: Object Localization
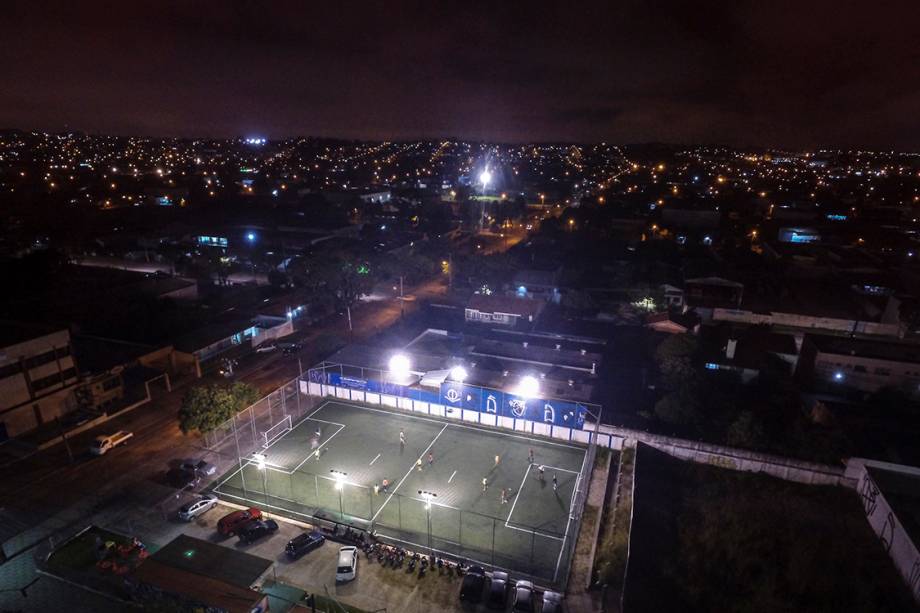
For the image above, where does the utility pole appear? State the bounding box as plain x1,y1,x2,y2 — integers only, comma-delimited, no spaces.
448,252,452,291
399,276,404,319
346,306,353,334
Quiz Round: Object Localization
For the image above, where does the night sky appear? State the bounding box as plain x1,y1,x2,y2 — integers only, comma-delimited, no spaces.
1,1,918,148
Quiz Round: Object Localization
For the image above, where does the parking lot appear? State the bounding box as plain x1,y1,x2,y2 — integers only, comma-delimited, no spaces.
170,501,558,612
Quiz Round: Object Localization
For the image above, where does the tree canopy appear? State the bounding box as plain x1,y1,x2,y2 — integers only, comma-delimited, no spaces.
178,382,260,434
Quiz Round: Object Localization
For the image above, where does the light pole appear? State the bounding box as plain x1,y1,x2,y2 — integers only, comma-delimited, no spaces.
253,453,268,507
419,490,437,555
331,470,348,521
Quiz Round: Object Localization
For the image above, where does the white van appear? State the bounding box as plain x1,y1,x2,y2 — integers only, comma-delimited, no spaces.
90,431,133,455
335,546,358,582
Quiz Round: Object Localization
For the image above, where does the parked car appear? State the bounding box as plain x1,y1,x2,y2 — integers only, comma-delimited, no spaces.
512,580,535,612
178,494,219,521
459,566,487,603
218,508,262,536
255,343,277,353
335,546,358,582
279,341,302,355
89,431,133,455
237,519,279,544
166,468,199,490
541,590,564,613
285,530,325,559
181,458,217,477
487,571,509,609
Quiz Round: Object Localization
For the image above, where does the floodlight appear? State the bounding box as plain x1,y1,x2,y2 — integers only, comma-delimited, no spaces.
517,375,540,398
253,453,266,470
449,366,468,382
388,354,411,378
246,232,256,241
479,168,492,188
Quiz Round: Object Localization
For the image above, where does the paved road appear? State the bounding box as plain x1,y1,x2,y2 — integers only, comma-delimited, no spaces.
0,276,447,555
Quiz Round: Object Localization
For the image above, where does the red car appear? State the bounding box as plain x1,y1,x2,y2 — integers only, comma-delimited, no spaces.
217,507,262,536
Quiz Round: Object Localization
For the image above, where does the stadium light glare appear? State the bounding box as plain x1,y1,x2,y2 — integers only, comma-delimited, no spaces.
449,366,468,382
517,375,540,398
388,353,411,379
253,453,266,470
479,168,492,188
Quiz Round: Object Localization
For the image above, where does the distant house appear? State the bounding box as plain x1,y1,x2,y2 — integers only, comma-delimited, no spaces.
511,268,561,302
464,294,544,327
700,327,799,383
646,311,700,334
684,277,744,310
797,334,920,397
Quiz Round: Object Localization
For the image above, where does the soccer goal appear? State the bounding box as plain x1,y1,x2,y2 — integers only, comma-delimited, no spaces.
263,415,292,448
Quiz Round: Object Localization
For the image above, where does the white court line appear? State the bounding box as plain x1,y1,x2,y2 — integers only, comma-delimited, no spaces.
289,423,346,473
533,464,581,475
448,470,457,484
369,453,381,466
371,423,449,523
505,463,533,526
322,400,584,450
305,416,346,427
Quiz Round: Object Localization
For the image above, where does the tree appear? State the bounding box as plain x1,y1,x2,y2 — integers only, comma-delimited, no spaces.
178,382,260,434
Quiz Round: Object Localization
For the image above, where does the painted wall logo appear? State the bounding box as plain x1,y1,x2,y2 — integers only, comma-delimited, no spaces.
485,394,498,414
543,403,555,423
508,399,527,417
444,388,461,404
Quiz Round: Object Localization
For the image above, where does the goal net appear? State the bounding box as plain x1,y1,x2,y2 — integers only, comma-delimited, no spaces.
262,415,292,447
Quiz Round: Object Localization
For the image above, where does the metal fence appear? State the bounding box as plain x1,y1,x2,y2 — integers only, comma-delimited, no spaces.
208,367,600,590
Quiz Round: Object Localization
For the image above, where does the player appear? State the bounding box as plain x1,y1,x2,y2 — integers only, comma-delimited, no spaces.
528,448,534,464
500,488,508,505
382,478,390,493
374,483,380,496
482,477,488,492
538,464,545,482
399,430,406,446
416,458,423,472
552,473,558,492
427,452,434,466
494,454,500,467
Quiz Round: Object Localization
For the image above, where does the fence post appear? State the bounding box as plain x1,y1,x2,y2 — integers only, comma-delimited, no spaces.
491,518,496,567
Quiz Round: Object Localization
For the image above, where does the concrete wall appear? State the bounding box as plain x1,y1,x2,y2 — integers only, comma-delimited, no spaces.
848,459,920,603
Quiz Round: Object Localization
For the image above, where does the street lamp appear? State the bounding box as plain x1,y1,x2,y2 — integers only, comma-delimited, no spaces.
479,168,492,190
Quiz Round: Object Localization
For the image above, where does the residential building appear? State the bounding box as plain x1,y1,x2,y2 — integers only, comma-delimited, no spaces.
464,294,545,327
0,323,80,439
797,334,920,397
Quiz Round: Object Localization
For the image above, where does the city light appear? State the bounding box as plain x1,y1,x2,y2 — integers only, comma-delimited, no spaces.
517,375,540,398
449,366,468,382
247,232,256,241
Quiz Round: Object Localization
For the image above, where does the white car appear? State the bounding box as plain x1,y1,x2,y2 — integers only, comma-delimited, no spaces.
178,494,219,521
336,546,358,582
90,431,133,455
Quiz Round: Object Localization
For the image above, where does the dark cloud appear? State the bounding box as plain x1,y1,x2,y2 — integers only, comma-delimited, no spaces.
0,0,917,148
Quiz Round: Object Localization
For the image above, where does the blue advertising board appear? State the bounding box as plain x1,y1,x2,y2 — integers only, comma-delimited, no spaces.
312,370,588,429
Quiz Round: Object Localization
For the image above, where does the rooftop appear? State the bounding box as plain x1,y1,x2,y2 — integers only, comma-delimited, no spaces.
806,334,920,364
